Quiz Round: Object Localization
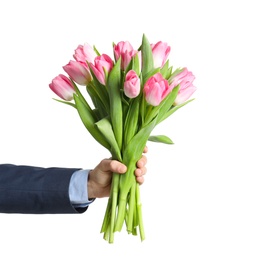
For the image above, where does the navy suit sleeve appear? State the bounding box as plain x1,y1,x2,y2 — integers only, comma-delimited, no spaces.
0,164,88,214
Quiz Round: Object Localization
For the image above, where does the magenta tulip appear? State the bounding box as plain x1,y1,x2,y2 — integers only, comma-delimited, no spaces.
114,41,138,70
63,60,92,86
73,43,97,64
143,73,171,106
151,41,171,68
169,68,196,105
49,74,75,101
124,70,140,98
89,54,113,85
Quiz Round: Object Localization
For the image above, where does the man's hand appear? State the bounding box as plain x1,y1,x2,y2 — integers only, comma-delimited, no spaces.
87,146,148,199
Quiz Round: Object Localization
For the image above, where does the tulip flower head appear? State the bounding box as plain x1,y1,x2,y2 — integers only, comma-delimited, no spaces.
143,73,171,106
151,41,171,68
73,43,97,64
124,70,140,98
114,41,138,71
63,60,92,86
169,68,196,105
89,54,114,85
49,74,75,101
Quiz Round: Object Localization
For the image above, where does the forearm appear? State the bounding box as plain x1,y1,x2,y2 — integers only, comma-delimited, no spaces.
0,164,85,214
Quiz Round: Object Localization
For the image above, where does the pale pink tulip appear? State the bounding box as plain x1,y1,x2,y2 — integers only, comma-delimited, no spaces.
114,41,138,70
89,54,113,85
63,60,92,86
73,43,97,64
143,73,171,106
169,68,196,105
49,74,75,101
174,85,197,105
124,70,140,98
151,41,171,68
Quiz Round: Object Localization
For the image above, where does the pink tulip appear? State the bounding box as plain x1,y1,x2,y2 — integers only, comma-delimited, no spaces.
114,41,138,70
151,41,171,68
73,43,97,64
124,70,140,98
89,54,113,85
174,85,196,105
63,60,92,86
49,74,75,101
143,73,171,106
169,68,196,105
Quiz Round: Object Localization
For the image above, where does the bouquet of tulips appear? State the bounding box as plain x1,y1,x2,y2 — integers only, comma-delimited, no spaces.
49,34,196,243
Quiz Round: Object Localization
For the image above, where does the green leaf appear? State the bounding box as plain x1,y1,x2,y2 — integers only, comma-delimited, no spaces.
73,94,110,150
71,80,92,111
125,53,140,76
168,67,184,82
87,66,110,112
52,98,76,108
107,58,123,150
142,67,160,85
158,98,195,124
95,117,122,161
119,117,158,196
148,135,174,144
132,52,140,75
123,98,139,147
86,84,108,119
161,63,173,80
93,45,101,56
160,60,169,78
124,117,157,168
141,34,154,78
155,85,180,124
143,85,179,126
139,90,146,127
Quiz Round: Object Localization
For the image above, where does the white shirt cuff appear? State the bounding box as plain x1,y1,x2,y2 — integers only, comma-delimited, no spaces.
69,169,94,207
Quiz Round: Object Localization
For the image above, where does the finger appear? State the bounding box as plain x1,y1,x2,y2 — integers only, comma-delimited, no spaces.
136,175,144,185
109,160,127,173
134,167,146,177
143,146,148,153
136,155,147,168
99,159,127,173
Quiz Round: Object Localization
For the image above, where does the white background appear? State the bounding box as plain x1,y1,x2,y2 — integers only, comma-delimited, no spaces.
0,0,264,259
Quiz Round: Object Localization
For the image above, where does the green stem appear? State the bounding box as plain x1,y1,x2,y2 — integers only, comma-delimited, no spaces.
127,181,136,233
101,172,120,243
113,159,136,232
136,183,145,241
109,173,120,243
103,220,110,241
114,196,127,232
144,105,153,125
100,198,111,233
